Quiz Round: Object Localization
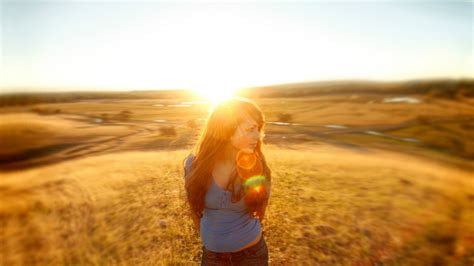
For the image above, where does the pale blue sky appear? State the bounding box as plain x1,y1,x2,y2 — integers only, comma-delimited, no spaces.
1,0,472,92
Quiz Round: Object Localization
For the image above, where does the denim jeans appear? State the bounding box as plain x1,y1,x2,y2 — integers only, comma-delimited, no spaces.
200,234,269,266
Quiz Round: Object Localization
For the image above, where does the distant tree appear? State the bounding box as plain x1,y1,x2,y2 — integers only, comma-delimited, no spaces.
461,123,474,130
186,119,198,129
30,107,59,115
277,113,293,123
456,88,474,98
416,115,432,125
100,113,110,122
159,125,177,137
116,110,132,121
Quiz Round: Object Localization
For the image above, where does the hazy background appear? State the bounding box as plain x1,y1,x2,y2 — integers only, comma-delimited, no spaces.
1,0,472,94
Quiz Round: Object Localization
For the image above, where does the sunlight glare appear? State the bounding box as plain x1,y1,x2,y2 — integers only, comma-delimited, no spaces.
193,83,239,107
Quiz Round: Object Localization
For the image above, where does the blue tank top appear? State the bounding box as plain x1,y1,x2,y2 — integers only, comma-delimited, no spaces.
183,154,269,252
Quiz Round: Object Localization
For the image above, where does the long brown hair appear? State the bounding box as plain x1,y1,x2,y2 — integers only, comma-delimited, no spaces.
183,97,271,221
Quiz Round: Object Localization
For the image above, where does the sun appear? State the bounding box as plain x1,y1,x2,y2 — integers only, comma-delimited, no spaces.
192,83,240,107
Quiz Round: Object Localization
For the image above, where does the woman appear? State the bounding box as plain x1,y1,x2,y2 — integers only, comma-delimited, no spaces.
183,97,272,265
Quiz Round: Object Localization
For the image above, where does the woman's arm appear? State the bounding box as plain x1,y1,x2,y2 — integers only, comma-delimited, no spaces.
183,154,200,233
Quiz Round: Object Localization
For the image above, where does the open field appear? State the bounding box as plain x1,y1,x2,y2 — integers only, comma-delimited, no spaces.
0,145,472,265
0,80,473,264
1,81,473,171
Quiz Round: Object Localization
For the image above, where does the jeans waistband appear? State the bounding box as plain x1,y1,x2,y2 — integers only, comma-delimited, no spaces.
203,233,265,259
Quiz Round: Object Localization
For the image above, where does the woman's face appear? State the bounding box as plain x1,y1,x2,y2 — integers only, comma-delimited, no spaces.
230,116,262,154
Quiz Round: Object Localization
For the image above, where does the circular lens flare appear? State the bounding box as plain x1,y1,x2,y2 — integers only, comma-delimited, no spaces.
236,151,257,170
236,150,263,180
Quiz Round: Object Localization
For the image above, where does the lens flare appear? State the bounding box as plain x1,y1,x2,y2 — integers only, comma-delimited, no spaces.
236,150,263,180
242,175,266,195
235,150,268,206
236,152,257,170
244,180,267,209
244,175,266,187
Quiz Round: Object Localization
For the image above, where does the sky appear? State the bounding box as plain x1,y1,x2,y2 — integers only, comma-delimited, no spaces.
1,0,473,93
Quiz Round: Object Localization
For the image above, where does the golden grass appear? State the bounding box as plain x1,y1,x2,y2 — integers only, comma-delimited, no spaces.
0,91,473,264
1,144,472,265
0,113,133,156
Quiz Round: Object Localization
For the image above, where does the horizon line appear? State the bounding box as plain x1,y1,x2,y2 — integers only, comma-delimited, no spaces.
1,77,473,94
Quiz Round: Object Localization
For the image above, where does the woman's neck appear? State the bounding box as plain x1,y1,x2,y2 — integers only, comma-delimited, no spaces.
222,144,238,167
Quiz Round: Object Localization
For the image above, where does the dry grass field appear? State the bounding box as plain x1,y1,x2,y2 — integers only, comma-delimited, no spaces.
0,145,472,265
1,80,473,265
